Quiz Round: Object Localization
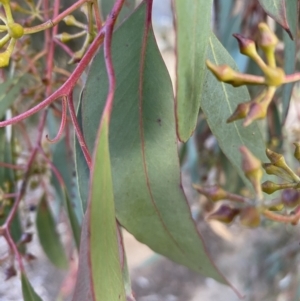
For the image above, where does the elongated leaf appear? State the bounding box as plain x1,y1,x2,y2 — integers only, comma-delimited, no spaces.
258,0,298,39
80,1,228,284
174,0,212,142
51,138,82,249
73,113,126,301
52,138,83,224
0,76,26,119
36,195,68,269
51,169,81,250
201,34,270,187
21,273,43,301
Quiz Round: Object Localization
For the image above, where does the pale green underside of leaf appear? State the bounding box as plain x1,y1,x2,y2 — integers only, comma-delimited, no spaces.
36,195,68,270
79,1,226,283
174,0,212,142
201,34,270,187
21,273,43,301
73,115,126,301
90,116,126,301
258,0,298,39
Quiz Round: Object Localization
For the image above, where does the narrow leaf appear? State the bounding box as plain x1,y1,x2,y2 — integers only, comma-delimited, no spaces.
201,34,270,187
73,113,126,301
258,0,298,39
174,0,212,142
21,273,43,301
52,138,82,249
80,1,229,284
52,138,84,224
36,194,68,269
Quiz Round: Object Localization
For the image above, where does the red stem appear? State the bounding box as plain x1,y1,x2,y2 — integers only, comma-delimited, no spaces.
67,91,91,168
46,97,67,143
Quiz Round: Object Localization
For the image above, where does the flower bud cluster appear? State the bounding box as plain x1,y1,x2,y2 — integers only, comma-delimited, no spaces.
194,145,300,227
56,4,97,63
0,0,25,67
206,23,292,126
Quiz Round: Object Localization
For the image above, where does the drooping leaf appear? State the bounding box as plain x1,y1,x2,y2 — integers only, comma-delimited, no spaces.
80,1,228,284
174,0,213,142
21,273,43,301
258,0,298,39
0,76,26,119
73,113,126,301
201,34,270,187
36,194,68,269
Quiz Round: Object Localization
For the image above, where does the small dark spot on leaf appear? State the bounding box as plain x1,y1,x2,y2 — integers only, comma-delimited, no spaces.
157,118,162,126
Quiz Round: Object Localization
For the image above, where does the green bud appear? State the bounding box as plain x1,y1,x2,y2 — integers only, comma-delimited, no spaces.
293,142,300,161
63,15,77,26
8,23,24,39
261,180,282,194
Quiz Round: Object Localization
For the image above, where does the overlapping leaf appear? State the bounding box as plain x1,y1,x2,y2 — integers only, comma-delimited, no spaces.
258,0,298,39
78,1,227,283
201,34,271,187
174,0,212,142
73,113,126,301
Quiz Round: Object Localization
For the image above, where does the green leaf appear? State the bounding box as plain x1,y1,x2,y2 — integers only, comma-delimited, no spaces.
80,1,228,284
98,0,135,23
21,273,43,301
258,0,298,39
52,138,82,250
73,113,126,301
201,34,269,187
174,0,212,142
36,194,68,269
0,76,26,119
52,138,84,224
